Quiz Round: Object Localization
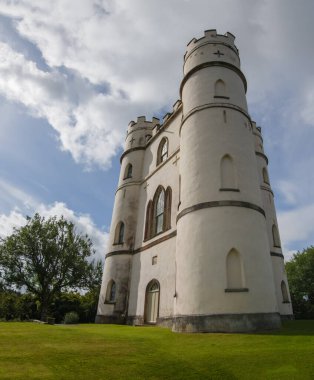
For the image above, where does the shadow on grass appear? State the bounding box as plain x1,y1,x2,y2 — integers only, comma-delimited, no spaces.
248,320,314,336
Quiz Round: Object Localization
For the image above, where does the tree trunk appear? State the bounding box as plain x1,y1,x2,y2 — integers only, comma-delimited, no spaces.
40,301,49,322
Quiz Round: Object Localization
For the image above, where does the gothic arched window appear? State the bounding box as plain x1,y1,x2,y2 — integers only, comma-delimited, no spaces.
144,200,153,241
214,79,227,97
106,280,116,302
220,154,237,190
144,186,172,240
114,221,125,244
124,163,133,179
157,138,168,165
272,224,281,248
226,249,244,289
262,167,270,184
281,280,289,303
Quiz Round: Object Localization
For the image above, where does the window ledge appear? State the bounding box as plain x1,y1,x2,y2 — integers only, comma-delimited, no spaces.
282,301,290,304
214,95,230,99
143,227,171,242
273,245,281,248
225,288,249,293
113,242,124,246
219,188,240,192
104,301,116,305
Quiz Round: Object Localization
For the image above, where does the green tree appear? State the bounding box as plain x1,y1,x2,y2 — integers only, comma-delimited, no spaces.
0,213,97,320
286,246,314,319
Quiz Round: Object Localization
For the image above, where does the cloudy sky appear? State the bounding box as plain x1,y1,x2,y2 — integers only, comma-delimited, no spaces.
0,0,313,261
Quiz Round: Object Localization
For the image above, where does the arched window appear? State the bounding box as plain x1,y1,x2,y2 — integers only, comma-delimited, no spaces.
220,154,237,189
226,249,244,289
281,280,289,303
157,138,168,165
262,167,269,184
114,221,125,244
214,79,226,97
144,200,153,241
155,189,165,234
164,187,172,230
145,280,160,323
144,186,172,240
124,163,133,179
106,280,116,302
272,224,281,247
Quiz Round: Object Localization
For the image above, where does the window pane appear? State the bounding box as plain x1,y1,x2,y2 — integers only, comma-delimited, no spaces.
156,214,163,234
156,191,165,216
161,141,168,161
118,223,124,243
110,282,116,301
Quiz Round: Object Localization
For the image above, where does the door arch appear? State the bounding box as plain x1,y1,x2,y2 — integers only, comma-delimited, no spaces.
144,280,160,324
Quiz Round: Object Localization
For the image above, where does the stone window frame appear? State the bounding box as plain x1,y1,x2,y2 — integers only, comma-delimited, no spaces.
114,221,125,245
104,279,116,304
157,137,169,166
144,185,172,241
124,163,133,179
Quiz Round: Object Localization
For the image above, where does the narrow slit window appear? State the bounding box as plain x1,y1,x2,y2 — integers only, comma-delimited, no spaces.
157,138,168,165
124,164,133,179
114,222,125,244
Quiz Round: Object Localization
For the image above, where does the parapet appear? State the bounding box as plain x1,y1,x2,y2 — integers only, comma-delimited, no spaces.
127,116,160,138
184,29,238,59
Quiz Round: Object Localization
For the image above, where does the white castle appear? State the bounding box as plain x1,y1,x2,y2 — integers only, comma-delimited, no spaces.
96,30,293,332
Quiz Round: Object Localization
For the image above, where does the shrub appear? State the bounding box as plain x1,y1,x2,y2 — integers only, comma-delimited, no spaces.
64,311,79,324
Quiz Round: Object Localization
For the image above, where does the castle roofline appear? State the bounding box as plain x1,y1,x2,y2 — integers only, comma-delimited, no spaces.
184,29,238,59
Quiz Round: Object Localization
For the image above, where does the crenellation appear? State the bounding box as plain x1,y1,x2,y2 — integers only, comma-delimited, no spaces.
185,29,239,59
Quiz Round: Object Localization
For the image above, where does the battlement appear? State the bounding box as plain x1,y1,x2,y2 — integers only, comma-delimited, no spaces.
185,29,238,59
128,116,160,129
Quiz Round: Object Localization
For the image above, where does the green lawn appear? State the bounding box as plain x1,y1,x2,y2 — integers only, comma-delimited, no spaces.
0,321,313,380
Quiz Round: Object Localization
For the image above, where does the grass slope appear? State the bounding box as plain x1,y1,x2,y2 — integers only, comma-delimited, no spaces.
0,321,313,380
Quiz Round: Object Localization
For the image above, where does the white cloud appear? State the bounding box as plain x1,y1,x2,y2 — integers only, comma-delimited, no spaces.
0,0,313,171
37,201,108,261
278,204,314,248
0,179,108,261
0,177,39,210
275,180,300,206
0,208,27,237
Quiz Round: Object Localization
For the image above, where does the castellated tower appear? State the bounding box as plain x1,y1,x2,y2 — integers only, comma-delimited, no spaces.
96,30,293,332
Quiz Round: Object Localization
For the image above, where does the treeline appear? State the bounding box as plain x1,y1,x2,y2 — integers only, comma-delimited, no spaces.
0,290,99,323
286,246,314,320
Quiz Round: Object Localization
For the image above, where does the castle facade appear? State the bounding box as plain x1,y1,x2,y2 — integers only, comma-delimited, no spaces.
96,30,293,332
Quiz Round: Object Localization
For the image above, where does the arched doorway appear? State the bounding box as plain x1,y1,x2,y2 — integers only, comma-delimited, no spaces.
145,280,160,324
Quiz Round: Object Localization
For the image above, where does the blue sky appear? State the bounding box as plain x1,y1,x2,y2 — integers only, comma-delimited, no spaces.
0,0,313,260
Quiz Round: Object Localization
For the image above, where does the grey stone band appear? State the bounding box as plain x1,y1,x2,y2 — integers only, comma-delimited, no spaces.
255,151,269,164
120,146,145,163
270,251,284,259
105,230,177,259
180,61,247,95
180,102,252,135
177,200,265,222
105,250,133,259
172,312,281,333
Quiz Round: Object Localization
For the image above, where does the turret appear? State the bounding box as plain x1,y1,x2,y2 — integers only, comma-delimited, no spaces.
252,123,293,318
174,30,281,332
96,116,160,324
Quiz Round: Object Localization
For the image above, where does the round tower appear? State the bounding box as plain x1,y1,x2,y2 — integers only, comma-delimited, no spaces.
96,116,159,323
253,123,293,318
173,30,281,332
